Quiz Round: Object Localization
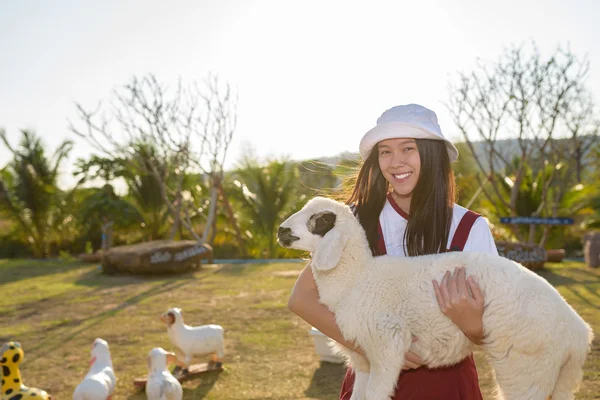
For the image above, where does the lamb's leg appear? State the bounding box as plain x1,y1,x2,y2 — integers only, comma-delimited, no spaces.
348,352,370,400
362,340,406,400
350,370,369,400
216,342,225,359
209,352,223,368
172,346,186,375
360,317,411,400
174,353,192,376
549,352,588,400
489,347,557,400
184,353,192,371
364,359,404,400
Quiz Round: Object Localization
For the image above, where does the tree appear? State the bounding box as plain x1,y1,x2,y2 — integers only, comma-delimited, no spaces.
0,129,77,257
231,157,304,258
74,155,146,248
77,184,142,249
70,74,238,246
452,142,485,209
579,142,600,229
448,42,599,245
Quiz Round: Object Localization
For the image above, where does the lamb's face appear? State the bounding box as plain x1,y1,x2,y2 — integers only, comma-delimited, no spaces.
278,197,340,252
160,307,183,328
278,197,353,272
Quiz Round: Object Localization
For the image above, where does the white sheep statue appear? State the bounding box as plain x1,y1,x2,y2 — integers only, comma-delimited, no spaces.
72,338,116,400
160,307,224,375
145,347,183,400
278,197,593,400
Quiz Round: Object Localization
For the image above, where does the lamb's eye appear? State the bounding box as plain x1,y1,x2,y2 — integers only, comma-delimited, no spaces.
310,212,336,236
316,214,334,227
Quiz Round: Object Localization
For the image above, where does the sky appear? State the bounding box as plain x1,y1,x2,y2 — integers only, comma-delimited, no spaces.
1,0,599,189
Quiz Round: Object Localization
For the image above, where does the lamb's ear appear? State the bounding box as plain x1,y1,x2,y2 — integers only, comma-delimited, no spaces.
312,229,347,271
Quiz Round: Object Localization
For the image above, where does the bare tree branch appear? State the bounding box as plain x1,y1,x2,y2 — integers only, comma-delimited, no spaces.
447,42,596,245
70,73,238,246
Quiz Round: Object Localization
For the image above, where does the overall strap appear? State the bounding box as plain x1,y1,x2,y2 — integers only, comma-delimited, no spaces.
376,221,387,255
448,210,480,252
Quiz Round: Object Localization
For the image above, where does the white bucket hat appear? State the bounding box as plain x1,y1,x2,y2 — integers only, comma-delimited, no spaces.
359,104,459,162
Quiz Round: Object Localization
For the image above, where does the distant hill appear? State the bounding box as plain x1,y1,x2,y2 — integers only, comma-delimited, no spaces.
312,136,597,175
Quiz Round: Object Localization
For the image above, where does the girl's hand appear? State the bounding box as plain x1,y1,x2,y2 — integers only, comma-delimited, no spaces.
403,335,423,370
403,350,423,370
433,267,485,345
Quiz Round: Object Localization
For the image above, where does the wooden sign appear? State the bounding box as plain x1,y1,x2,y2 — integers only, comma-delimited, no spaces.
102,240,213,274
500,217,574,225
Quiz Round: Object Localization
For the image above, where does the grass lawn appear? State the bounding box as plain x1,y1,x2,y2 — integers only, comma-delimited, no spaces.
0,259,598,399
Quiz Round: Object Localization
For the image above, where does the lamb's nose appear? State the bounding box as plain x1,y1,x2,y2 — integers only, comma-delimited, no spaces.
278,227,291,236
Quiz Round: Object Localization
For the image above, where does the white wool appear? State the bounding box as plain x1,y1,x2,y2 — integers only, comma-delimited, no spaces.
72,338,116,400
280,197,593,400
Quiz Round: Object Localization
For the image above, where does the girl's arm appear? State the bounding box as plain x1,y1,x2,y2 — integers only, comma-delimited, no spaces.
288,264,363,354
291,263,423,368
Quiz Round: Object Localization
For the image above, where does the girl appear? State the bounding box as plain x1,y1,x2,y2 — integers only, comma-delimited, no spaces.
288,104,498,399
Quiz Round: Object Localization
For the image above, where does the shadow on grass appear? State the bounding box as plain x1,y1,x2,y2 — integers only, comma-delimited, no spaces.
536,266,600,310
304,362,346,399
2,269,196,322
185,370,223,399
74,267,195,288
24,277,194,361
564,285,600,310
0,259,91,286
536,269,581,287
537,266,600,287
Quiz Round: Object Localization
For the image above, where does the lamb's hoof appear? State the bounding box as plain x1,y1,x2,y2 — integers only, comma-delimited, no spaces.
173,366,189,378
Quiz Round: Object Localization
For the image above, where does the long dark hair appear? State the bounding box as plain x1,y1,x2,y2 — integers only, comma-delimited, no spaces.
344,139,455,256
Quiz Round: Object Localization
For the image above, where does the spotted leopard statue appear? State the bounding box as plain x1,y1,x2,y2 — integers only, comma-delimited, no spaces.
1,342,51,400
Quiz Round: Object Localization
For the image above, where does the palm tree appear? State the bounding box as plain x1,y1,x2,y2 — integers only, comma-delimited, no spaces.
78,183,142,245
231,158,304,258
492,157,594,246
121,143,172,241
0,129,73,257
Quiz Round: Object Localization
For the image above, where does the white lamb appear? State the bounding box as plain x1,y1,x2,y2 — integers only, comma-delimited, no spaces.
278,197,593,400
72,338,117,400
145,347,183,400
160,307,224,374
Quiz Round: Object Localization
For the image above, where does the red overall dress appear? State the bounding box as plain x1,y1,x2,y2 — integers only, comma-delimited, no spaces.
339,205,484,400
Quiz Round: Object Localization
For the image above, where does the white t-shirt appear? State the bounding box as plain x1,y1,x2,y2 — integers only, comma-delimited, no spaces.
379,198,498,257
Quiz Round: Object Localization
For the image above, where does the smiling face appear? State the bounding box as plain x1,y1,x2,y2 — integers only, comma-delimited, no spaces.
377,138,421,198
